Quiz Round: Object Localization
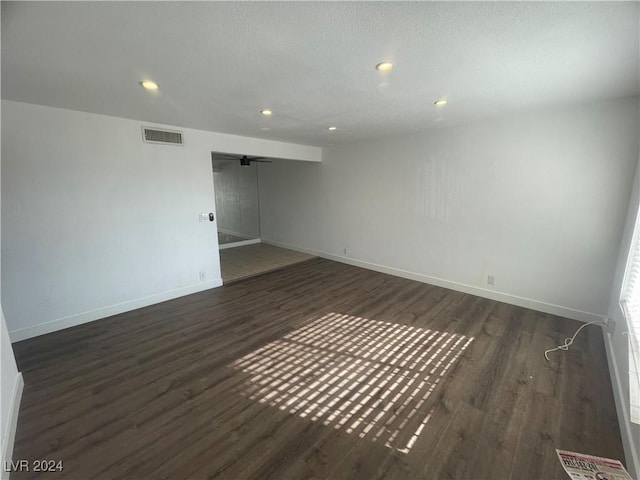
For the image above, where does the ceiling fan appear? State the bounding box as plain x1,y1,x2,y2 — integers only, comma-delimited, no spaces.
212,152,272,167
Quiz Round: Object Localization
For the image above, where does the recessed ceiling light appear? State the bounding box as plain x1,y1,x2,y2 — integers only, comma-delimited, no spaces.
375,62,394,72
434,99,448,106
261,109,273,116
328,126,337,131
140,80,158,90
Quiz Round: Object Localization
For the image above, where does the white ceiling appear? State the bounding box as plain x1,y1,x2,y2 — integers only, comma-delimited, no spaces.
2,1,638,147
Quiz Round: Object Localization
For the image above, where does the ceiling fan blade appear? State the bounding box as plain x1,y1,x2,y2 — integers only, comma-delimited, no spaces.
214,154,242,160
212,153,271,164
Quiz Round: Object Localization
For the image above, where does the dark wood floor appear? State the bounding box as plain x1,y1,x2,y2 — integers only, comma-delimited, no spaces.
10,258,624,479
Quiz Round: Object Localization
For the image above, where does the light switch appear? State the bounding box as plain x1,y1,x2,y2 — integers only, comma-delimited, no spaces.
199,213,207,222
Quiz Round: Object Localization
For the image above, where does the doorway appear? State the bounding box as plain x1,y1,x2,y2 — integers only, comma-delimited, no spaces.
211,153,261,249
211,152,316,283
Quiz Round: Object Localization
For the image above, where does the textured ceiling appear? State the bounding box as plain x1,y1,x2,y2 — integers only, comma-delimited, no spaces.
2,1,638,147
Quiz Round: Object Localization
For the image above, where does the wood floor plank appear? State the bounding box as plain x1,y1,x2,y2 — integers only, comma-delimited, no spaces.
9,257,626,479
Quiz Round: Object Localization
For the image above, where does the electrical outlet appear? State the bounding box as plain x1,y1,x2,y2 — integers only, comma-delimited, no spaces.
343,248,348,255
487,275,495,286
199,271,206,281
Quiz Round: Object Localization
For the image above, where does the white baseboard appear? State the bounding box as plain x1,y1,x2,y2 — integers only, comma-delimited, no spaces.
9,280,223,342
604,331,640,478
262,239,605,324
219,238,261,250
1,373,23,480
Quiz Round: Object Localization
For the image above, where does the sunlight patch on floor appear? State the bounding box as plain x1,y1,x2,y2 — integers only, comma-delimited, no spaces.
231,312,473,453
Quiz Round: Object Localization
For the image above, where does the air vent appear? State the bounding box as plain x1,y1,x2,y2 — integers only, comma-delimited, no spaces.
142,127,184,145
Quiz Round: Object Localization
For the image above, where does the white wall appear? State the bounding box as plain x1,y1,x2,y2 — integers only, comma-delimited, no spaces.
1,80,23,477
1,308,22,478
1,100,320,341
605,156,640,478
259,97,640,322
